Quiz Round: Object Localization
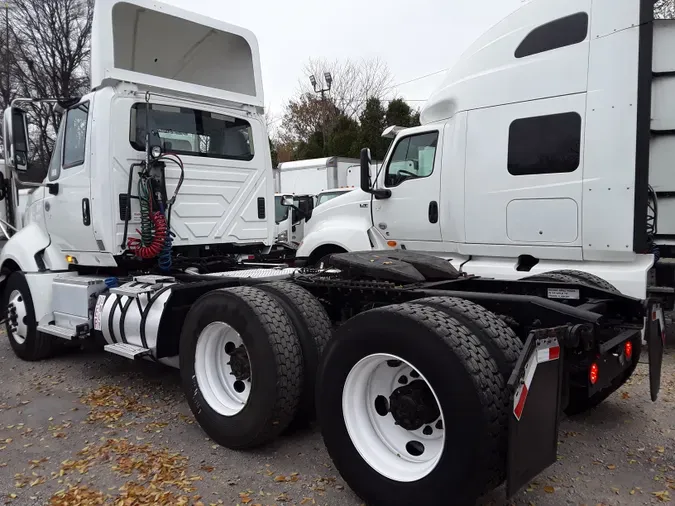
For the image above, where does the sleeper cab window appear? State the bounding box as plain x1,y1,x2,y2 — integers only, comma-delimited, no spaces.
515,12,589,59
129,103,255,161
508,112,582,176
385,131,439,187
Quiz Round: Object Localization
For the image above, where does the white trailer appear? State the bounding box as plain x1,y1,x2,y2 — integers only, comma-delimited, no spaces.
0,1,668,506
273,156,360,195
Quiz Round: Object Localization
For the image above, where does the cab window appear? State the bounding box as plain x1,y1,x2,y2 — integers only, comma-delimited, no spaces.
62,102,89,169
130,104,254,161
385,131,438,187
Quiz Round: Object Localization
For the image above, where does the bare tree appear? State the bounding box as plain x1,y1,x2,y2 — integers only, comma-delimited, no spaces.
0,7,21,114
299,57,393,120
655,0,675,19
10,0,93,170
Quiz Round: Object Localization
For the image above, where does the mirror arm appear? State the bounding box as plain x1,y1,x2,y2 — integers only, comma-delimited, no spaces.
12,172,58,194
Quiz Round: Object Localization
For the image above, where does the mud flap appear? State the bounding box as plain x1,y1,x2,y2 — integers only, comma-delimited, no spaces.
506,333,564,498
648,303,666,402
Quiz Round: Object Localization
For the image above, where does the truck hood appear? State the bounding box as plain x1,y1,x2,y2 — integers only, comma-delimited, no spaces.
306,189,372,231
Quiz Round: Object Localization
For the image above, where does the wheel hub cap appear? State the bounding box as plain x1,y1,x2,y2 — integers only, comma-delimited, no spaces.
228,345,251,381
389,380,441,431
7,290,28,345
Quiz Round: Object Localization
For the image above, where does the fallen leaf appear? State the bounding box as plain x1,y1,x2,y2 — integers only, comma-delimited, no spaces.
607,464,616,470
544,485,555,493
274,475,287,482
654,490,671,502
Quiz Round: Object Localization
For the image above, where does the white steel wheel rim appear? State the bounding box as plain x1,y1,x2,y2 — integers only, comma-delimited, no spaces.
343,353,445,482
194,321,251,416
7,290,28,345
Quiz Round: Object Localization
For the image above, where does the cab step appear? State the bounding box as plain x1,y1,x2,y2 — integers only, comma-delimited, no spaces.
37,323,77,340
104,343,151,360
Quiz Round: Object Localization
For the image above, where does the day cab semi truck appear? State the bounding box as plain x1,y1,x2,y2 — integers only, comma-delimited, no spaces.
0,0,669,505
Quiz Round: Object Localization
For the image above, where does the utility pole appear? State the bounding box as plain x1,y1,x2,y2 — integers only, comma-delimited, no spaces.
309,72,332,156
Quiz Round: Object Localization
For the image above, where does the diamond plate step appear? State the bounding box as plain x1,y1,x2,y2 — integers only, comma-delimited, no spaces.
104,343,151,360
37,324,76,340
109,283,155,298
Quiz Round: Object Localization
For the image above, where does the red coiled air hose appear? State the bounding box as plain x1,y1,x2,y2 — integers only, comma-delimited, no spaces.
127,211,168,259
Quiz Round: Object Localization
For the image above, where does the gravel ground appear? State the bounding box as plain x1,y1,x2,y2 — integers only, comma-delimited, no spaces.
0,331,674,506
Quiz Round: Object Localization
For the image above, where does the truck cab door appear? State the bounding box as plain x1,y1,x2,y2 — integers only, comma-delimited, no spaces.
43,98,99,254
372,128,443,244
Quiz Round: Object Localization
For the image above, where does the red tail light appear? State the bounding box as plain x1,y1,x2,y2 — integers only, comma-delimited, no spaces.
624,341,633,360
589,363,599,385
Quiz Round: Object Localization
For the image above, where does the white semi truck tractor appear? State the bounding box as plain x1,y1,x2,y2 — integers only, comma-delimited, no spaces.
294,0,675,303
0,1,669,505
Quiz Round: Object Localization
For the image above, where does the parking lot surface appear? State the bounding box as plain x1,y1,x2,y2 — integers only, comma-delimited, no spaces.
0,332,673,505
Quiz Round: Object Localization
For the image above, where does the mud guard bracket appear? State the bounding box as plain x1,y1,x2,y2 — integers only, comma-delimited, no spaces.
506,328,566,498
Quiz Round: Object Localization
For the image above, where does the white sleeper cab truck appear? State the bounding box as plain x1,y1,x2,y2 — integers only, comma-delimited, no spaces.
295,0,675,304
0,1,668,505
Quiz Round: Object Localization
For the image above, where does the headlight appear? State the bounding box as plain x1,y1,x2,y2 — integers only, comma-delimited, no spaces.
277,231,288,243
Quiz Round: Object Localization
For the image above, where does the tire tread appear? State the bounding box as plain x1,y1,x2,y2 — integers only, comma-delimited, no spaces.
412,296,523,381
379,303,508,492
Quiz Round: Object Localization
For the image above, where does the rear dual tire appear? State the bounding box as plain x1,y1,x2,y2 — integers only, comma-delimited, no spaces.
317,300,516,506
180,283,332,449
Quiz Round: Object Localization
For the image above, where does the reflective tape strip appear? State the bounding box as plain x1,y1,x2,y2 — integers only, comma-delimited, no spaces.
513,340,560,421
537,344,561,363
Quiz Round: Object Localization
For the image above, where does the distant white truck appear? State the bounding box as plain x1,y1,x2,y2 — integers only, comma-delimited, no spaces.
270,157,363,250
274,156,361,196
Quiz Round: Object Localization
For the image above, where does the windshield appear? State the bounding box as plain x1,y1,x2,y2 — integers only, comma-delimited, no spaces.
317,190,350,206
130,103,255,161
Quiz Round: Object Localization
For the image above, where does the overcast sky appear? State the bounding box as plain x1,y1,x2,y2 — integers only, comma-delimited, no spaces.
165,0,522,125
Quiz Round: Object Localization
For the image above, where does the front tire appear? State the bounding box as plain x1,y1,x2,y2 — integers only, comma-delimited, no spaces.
179,286,303,449
317,303,508,506
3,272,54,361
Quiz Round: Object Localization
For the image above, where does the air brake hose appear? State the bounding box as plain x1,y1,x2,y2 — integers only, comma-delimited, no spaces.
127,211,168,259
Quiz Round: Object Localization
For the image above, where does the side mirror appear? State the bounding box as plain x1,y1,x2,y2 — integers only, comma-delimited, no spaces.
296,196,314,223
3,107,30,172
360,148,372,193
281,195,294,207
360,147,391,200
